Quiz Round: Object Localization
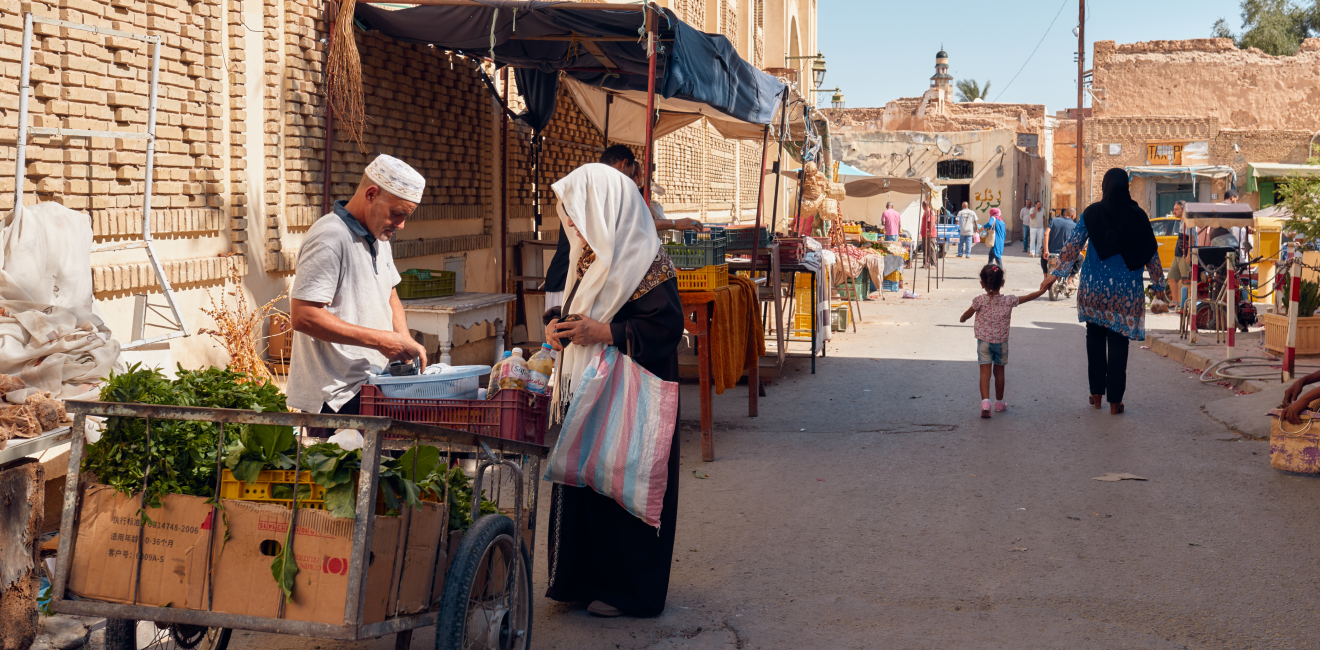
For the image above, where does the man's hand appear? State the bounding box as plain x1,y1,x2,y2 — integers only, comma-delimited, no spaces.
671,218,704,232
1285,378,1311,407
377,331,427,367
1284,398,1310,425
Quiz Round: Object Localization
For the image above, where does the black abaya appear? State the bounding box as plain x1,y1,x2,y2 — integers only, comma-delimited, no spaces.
544,278,685,616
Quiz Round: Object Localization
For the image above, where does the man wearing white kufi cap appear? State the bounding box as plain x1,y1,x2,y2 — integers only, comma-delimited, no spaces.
288,154,428,419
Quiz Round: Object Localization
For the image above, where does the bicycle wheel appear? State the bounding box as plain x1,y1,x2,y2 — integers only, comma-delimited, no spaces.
435,514,532,650
105,620,230,650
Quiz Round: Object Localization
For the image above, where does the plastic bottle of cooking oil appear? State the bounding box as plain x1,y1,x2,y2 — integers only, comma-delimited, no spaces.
496,348,529,392
486,350,511,396
526,343,556,396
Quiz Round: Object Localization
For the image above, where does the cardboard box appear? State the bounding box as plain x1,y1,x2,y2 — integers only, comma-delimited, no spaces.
67,485,215,608
210,499,400,625
385,500,446,615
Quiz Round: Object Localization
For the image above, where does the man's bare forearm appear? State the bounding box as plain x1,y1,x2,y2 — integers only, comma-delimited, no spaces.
389,290,409,336
291,299,390,349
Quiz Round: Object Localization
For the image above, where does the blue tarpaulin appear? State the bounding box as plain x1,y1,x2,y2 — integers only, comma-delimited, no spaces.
353,1,789,135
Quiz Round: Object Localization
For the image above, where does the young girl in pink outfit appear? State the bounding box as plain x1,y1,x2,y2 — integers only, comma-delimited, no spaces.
959,265,1047,418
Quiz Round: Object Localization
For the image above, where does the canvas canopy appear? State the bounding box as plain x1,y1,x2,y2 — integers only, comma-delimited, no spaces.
844,176,938,198
353,1,802,141
1183,202,1254,228
1245,163,1320,193
1125,165,1236,181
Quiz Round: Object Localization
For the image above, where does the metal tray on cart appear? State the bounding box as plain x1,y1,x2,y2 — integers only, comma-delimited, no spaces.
49,401,548,650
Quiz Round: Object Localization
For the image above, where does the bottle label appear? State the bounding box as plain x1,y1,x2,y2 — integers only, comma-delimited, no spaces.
526,370,550,395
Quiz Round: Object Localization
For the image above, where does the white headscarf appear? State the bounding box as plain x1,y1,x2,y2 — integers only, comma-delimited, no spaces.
551,163,661,419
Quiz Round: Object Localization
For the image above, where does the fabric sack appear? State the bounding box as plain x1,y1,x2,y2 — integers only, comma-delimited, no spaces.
982,227,995,249
544,346,678,528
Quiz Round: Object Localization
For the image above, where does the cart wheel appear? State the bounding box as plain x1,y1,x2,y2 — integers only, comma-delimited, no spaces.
435,514,532,650
105,621,230,650
1048,283,1061,301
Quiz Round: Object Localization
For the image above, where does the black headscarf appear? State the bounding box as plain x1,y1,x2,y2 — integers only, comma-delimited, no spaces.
1083,168,1159,271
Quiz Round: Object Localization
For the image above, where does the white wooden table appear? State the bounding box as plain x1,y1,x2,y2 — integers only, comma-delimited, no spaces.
402,292,517,365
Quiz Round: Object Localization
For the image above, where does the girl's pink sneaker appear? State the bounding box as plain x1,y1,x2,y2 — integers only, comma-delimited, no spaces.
994,401,1007,412
981,399,992,418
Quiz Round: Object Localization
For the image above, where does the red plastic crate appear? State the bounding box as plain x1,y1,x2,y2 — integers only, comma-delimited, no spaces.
360,385,550,445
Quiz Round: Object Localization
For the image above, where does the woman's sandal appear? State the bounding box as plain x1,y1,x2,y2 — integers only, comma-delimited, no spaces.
1089,394,1103,410
1110,403,1124,415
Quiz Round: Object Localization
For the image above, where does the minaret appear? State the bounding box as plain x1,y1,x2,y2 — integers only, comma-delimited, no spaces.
930,48,952,90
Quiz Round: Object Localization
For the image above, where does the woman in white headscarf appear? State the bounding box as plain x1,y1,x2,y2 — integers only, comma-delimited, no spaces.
542,163,685,618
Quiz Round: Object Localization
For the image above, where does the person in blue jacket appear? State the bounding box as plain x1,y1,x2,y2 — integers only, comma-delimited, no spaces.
982,207,1006,267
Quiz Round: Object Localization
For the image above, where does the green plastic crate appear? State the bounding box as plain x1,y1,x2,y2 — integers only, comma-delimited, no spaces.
837,269,873,301
664,237,726,270
397,269,456,299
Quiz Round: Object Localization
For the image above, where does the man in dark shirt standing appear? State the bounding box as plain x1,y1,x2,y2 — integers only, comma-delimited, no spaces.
1041,207,1078,284
543,145,702,308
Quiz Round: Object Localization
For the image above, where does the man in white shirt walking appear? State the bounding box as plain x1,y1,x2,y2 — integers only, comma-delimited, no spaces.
1029,200,1046,256
1019,203,1033,252
956,202,978,258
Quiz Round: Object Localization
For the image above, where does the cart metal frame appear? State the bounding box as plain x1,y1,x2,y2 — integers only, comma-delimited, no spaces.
51,401,546,642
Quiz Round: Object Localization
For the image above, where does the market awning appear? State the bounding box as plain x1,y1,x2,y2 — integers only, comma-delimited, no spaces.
1125,165,1237,181
836,162,871,178
352,2,798,141
1245,162,1320,193
1183,202,1254,228
844,176,938,198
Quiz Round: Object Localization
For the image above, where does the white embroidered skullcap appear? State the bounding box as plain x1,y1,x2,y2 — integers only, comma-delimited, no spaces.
364,154,425,203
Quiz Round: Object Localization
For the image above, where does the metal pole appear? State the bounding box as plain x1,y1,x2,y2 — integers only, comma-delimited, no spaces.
768,91,788,236
1227,251,1236,356
603,93,612,147
642,4,656,203
500,67,509,293
747,125,771,418
13,13,33,218
1189,248,1200,344
1076,0,1085,208
140,37,188,334
1287,242,1301,381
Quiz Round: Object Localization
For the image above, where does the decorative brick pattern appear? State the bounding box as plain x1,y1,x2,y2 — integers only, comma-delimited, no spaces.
0,0,228,216
93,207,223,238
93,254,248,295
392,234,494,259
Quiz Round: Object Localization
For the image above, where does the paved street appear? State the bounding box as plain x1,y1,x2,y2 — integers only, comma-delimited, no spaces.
231,247,1320,650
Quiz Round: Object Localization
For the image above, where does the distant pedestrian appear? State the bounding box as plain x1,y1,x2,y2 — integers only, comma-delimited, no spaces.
982,207,1005,267
882,202,902,241
920,200,937,268
1029,200,1045,256
960,264,1047,418
1020,203,1033,252
956,202,977,258
1042,168,1169,414
1041,206,1078,282
1165,200,1191,309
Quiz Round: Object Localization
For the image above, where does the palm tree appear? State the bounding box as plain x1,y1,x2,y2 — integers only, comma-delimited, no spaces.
955,79,992,103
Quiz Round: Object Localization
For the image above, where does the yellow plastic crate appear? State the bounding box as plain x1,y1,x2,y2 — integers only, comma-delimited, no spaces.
884,270,902,282
843,223,862,234
792,312,815,335
677,264,729,292
220,470,326,511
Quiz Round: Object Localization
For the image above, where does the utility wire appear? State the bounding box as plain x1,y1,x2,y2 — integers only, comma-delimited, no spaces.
992,0,1070,102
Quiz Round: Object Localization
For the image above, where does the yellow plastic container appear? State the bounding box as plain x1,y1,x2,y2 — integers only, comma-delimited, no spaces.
677,264,730,292
220,470,326,510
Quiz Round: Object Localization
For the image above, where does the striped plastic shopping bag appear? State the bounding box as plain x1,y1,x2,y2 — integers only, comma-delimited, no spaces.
544,346,678,528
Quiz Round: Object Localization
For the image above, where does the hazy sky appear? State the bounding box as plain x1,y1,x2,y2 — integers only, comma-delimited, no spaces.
816,0,1246,112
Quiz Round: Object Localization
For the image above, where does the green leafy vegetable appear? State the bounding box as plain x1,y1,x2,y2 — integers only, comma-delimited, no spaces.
83,364,288,509
270,526,299,603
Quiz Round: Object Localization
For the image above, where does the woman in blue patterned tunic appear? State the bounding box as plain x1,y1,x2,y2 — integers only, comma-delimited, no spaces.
1042,168,1169,414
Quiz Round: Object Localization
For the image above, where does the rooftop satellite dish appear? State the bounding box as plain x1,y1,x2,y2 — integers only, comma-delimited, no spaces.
995,145,1006,156
952,144,965,156
906,146,915,156
906,166,917,178
935,136,952,154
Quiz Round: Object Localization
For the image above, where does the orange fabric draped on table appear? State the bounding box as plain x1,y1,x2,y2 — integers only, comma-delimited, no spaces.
680,276,766,394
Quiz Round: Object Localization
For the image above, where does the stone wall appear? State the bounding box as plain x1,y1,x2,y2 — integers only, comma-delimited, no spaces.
823,101,1048,136
1092,38,1320,130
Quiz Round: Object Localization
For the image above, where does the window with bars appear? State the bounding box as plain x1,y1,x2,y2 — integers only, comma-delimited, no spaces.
937,159,973,180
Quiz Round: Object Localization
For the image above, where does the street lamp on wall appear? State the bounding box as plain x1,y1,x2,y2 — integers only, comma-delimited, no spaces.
785,52,827,91
812,87,843,109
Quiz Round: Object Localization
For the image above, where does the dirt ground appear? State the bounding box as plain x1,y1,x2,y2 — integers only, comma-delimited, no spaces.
231,247,1320,650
